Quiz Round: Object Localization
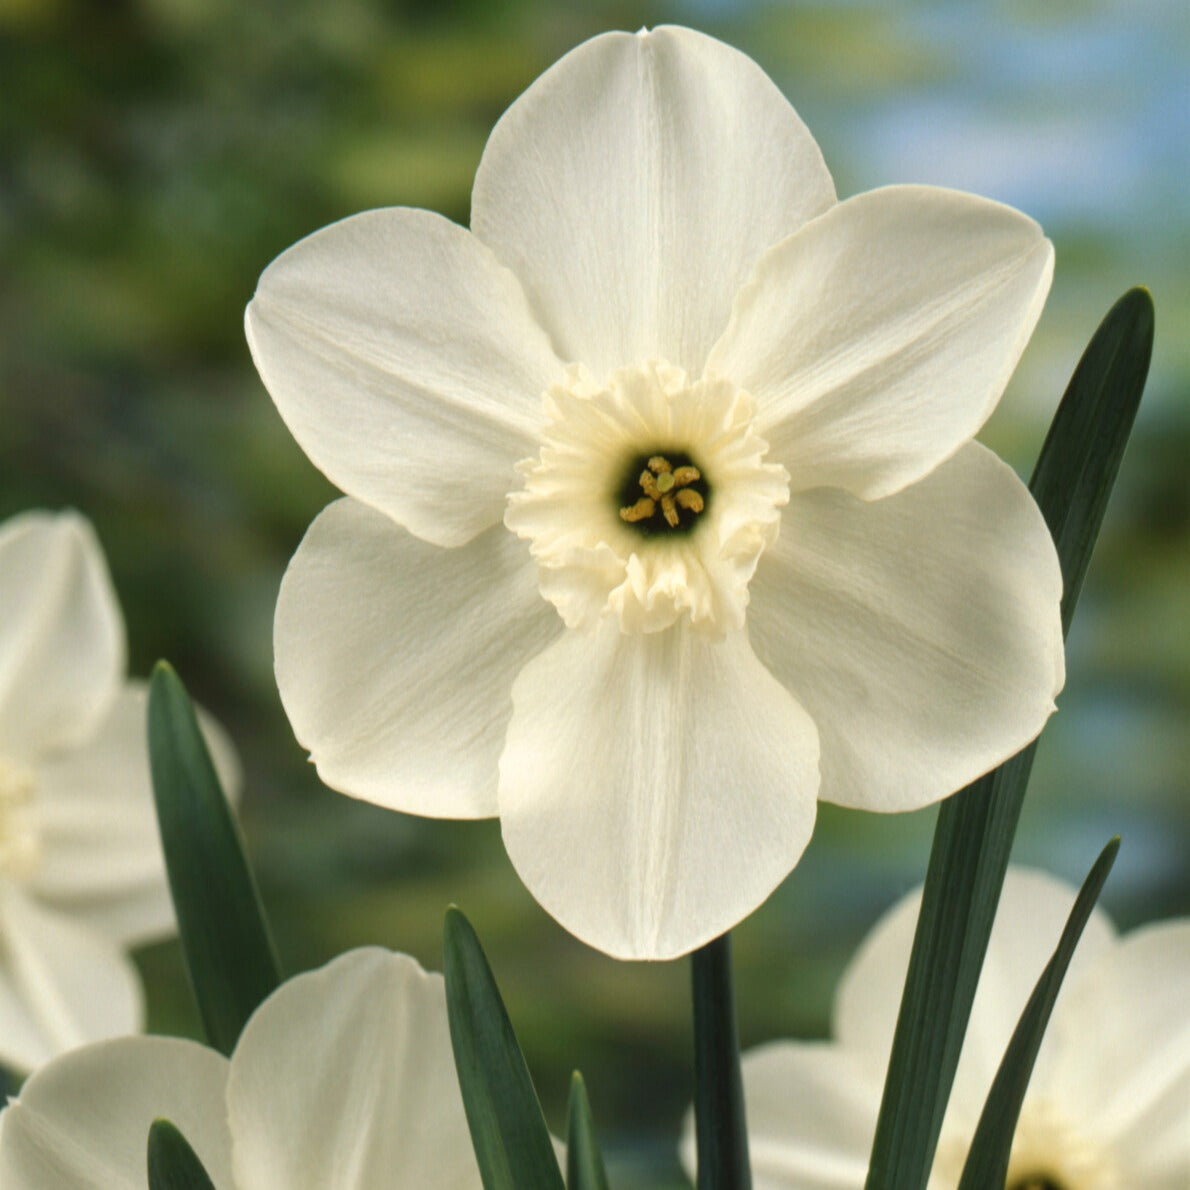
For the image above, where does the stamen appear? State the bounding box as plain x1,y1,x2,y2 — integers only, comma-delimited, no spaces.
618,451,707,533
620,497,657,524
639,471,663,500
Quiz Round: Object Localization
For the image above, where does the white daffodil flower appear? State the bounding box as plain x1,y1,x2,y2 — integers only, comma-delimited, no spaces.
0,949,492,1189
0,510,237,1073
687,868,1190,1190
247,26,1064,960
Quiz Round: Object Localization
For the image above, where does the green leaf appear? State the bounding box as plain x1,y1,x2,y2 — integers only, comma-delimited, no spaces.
1030,289,1156,636
864,288,1154,1190
566,1071,611,1190
443,906,564,1190
148,661,282,1057
146,1119,216,1190
691,933,751,1190
957,838,1120,1190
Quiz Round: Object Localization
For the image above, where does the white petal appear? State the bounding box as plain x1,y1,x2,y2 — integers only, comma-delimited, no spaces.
472,26,835,380
748,443,1064,813
710,186,1053,500
833,869,1115,1128
246,208,563,548
0,511,125,762
275,498,560,819
1050,919,1190,1182
682,1041,880,1190
28,682,241,948
0,1035,233,1189
0,884,143,1074
228,948,482,1190
498,620,819,959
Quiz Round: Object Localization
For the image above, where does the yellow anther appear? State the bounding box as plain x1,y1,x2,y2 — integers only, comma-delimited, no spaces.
620,497,656,523
675,488,704,514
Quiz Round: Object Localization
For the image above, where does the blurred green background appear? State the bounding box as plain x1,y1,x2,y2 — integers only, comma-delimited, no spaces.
1,0,1186,1184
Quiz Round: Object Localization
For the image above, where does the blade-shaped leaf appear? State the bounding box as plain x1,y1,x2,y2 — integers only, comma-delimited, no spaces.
567,1071,611,1190
691,933,751,1190
957,838,1120,1190
146,1119,216,1190
864,288,1154,1189
148,661,281,1057
1032,289,1156,635
443,906,564,1190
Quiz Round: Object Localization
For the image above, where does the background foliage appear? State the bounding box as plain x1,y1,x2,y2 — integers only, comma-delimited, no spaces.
1,1,1185,1184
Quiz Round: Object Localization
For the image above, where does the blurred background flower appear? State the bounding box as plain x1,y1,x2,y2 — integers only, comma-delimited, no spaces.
698,868,1189,1190
0,1,1185,1185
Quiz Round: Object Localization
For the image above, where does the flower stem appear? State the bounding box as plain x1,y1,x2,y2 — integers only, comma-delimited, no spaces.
691,932,752,1190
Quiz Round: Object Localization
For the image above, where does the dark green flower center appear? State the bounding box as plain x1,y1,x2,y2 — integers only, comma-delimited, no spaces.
616,450,710,537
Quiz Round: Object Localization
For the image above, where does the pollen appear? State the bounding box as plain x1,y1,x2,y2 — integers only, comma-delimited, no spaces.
620,456,706,530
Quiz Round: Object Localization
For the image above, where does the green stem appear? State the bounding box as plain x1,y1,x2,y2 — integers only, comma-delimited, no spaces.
691,932,752,1190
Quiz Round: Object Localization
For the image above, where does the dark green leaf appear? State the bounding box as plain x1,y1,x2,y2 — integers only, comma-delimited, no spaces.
864,288,1154,1190
691,933,751,1190
1031,289,1156,635
957,838,1119,1190
443,906,564,1190
146,1119,216,1190
148,661,281,1057
566,1071,610,1190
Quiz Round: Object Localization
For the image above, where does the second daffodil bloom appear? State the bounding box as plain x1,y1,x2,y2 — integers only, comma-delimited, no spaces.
247,27,1064,960
0,949,493,1189
0,510,237,1073
701,868,1190,1189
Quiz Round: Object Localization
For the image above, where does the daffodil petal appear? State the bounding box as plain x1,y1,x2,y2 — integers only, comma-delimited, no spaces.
1052,920,1190,1182
246,207,563,548
227,949,481,1190
275,498,560,819
680,1042,881,1190
498,620,819,960
0,1036,233,1189
0,511,125,763
0,885,143,1074
748,442,1064,814
29,682,240,948
472,26,835,381
711,185,1052,500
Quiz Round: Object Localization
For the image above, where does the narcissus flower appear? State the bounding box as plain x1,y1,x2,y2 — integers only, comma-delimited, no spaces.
0,510,236,1072
247,26,1064,959
690,868,1190,1189
0,949,495,1189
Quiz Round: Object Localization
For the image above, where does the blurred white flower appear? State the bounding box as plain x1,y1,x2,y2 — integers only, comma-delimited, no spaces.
0,949,490,1189
247,26,1064,960
691,868,1190,1190
0,510,237,1073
